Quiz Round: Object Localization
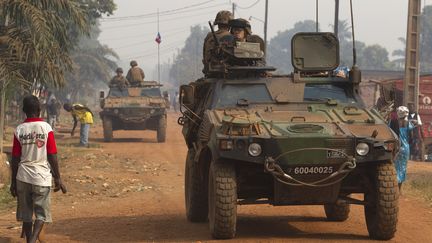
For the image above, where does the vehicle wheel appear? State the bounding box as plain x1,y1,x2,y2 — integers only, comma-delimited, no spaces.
157,115,166,143
324,202,350,221
208,161,237,239
103,117,113,142
364,162,399,240
185,150,208,222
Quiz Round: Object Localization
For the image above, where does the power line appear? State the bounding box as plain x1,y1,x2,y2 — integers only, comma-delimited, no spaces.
235,0,260,9
102,9,222,30
101,0,220,21
102,2,227,23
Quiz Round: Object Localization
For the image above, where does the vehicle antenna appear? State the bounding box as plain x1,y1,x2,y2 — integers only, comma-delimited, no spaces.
334,0,339,36
350,0,357,66
315,0,319,32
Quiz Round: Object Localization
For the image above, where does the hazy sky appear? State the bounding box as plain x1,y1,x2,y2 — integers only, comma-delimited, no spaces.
98,0,429,79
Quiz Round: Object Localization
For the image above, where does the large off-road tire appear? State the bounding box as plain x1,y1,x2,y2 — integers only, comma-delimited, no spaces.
185,150,208,222
208,162,237,239
157,115,166,143
102,117,113,142
324,202,350,221
364,162,399,240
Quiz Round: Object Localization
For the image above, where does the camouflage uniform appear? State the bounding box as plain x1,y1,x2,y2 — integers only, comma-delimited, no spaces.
229,18,266,66
110,76,130,87
202,10,233,74
110,68,130,88
126,60,145,86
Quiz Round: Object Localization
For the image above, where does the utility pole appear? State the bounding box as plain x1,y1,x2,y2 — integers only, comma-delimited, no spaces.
232,2,236,17
157,9,160,84
264,0,268,51
404,0,421,111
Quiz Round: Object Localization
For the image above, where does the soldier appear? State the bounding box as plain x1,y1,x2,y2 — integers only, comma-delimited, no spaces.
229,18,265,52
126,60,145,86
110,67,130,88
228,18,266,66
202,10,233,74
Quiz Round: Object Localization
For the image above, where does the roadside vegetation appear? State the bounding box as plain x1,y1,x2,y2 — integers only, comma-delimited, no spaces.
405,167,432,205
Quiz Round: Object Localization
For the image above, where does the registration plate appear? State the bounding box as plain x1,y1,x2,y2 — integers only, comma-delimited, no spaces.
327,150,346,158
289,166,334,175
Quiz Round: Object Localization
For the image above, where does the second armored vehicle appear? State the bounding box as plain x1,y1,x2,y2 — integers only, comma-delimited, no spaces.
100,81,167,142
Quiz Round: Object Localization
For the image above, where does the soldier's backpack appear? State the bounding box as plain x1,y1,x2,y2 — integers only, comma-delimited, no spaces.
130,67,144,82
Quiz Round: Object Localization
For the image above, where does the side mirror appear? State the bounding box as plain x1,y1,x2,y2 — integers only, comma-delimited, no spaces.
180,85,194,108
100,91,105,99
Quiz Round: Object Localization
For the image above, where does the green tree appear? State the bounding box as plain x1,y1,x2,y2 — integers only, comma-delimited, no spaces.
421,5,432,71
0,0,89,88
359,44,393,70
64,25,119,102
267,20,316,73
169,25,208,87
391,37,405,70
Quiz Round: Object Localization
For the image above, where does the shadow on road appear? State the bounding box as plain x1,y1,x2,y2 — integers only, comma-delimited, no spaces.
49,213,369,242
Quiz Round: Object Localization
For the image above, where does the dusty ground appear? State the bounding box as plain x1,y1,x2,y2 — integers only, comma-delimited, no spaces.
1,113,432,243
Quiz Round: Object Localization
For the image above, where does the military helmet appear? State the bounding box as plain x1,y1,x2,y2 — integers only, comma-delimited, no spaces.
116,67,123,73
229,18,252,34
130,60,138,66
214,10,233,25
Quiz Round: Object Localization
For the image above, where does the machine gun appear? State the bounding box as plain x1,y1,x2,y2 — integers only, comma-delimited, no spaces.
208,21,219,48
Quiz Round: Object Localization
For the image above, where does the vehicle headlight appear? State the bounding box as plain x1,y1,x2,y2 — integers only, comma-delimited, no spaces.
383,142,395,152
114,109,119,114
150,109,155,114
356,143,369,156
219,140,233,150
248,143,262,157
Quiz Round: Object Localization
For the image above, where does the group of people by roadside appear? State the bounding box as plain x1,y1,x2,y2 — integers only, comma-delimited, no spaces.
388,103,424,191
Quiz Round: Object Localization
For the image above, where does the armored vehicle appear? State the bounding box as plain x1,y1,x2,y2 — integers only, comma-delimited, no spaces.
179,31,399,239
100,81,167,142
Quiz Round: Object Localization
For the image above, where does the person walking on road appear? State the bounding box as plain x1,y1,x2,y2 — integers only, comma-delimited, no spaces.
389,106,416,191
46,97,60,131
10,95,67,243
63,103,94,147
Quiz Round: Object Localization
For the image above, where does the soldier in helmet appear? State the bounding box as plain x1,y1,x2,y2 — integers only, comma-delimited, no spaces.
126,60,145,86
229,18,266,66
110,67,130,88
229,18,265,53
202,10,233,74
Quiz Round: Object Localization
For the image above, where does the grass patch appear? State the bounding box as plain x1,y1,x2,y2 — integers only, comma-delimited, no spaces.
405,171,432,204
0,186,15,210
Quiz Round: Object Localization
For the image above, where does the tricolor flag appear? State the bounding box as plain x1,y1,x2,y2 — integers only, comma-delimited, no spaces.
155,32,161,44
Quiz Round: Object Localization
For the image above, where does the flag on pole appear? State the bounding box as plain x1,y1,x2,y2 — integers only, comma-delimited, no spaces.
155,32,161,44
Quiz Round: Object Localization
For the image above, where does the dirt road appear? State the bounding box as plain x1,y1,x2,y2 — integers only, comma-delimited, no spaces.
1,113,432,242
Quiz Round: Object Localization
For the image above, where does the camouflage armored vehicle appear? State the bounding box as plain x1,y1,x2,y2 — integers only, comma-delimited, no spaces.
179,31,399,240
100,81,167,142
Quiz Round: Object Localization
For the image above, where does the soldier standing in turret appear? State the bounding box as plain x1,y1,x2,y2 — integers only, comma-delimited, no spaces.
126,60,145,86
229,18,266,66
110,67,130,88
202,10,233,75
